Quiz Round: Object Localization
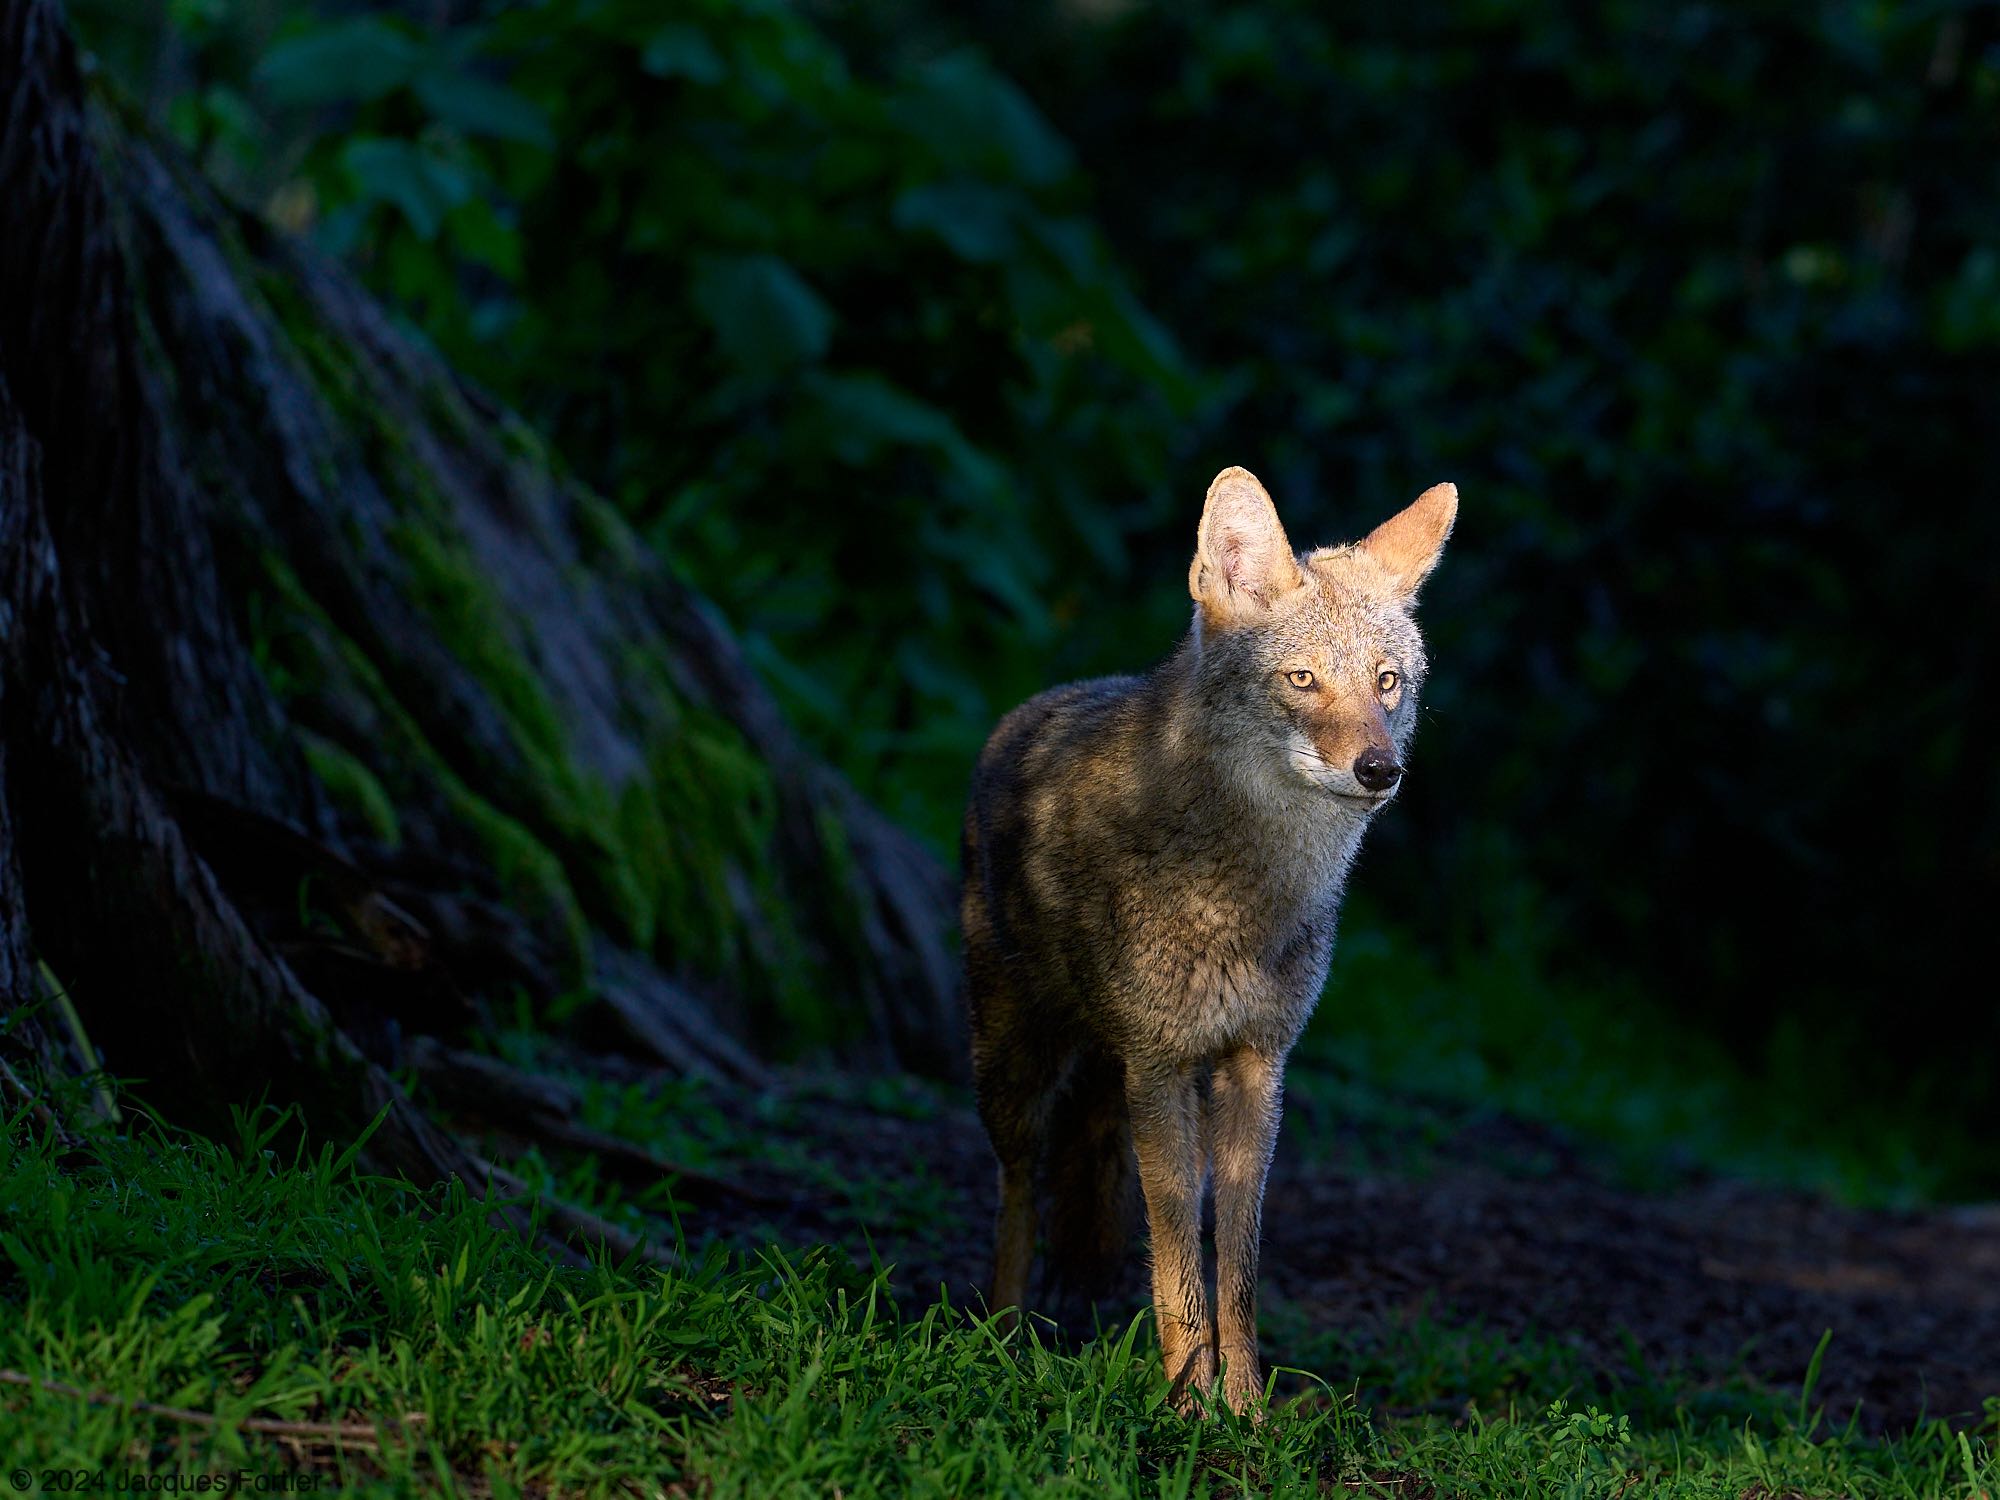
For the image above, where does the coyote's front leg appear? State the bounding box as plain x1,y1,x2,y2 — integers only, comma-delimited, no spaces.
1126,1061,1213,1409
1211,1047,1284,1414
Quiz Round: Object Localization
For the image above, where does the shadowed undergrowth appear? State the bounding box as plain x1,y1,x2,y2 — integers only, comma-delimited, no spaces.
1298,909,1984,1206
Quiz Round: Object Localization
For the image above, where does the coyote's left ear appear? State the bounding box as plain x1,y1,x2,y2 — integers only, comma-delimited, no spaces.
1361,482,1457,600
1191,466,1303,622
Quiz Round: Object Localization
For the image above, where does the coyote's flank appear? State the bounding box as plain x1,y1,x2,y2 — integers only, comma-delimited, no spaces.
961,466,1456,1413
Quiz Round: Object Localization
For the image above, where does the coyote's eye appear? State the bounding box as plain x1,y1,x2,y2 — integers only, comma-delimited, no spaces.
1286,669,1316,690
1377,669,1400,696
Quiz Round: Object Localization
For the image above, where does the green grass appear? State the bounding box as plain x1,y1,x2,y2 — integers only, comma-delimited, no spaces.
475,1025,970,1250
3,1106,1995,1498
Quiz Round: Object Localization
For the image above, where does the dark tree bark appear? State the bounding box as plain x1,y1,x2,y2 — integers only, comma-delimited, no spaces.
0,0,963,1177
0,397,66,1132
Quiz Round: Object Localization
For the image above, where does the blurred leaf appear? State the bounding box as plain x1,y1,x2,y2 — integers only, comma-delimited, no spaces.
805,372,960,454
253,17,422,108
339,137,472,240
415,71,555,148
802,373,1010,503
892,182,1020,263
642,24,726,84
690,254,834,379
167,0,227,30
921,518,1049,634
446,196,523,280
893,51,1072,186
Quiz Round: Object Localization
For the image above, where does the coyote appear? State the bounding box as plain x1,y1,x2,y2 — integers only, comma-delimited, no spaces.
961,466,1455,1413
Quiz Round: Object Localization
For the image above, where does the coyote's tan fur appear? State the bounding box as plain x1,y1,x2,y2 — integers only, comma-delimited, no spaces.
961,466,1456,1412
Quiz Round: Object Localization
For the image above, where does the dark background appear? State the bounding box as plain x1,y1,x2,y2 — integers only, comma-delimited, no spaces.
74,0,2000,1183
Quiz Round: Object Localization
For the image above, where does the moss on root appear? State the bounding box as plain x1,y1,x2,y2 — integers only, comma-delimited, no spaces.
298,730,401,848
253,549,592,972
252,533,827,1038
239,266,847,1044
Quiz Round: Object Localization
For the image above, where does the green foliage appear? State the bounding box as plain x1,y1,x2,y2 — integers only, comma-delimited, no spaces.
160,0,1202,841
39,9,2000,1486
942,0,2000,1079
70,0,2000,1151
5,1112,1996,1497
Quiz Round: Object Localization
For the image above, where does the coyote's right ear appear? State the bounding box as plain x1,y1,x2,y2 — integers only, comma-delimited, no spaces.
1190,467,1303,623
1361,482,1457,600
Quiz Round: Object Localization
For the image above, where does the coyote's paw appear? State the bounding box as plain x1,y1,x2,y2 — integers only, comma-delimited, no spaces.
1220,1352,1268,1421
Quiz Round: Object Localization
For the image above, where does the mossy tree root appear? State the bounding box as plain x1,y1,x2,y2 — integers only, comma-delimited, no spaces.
0,0,962,1189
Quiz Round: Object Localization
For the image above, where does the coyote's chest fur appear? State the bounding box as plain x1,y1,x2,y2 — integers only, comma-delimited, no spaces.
1095,796,1362,1061
973,669,1373,1066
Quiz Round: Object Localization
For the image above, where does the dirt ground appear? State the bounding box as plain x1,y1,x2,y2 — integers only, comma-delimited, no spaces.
640,1067,2000,1434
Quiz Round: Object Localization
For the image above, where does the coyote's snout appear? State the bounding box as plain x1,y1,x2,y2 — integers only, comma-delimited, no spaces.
961,466,1455,1413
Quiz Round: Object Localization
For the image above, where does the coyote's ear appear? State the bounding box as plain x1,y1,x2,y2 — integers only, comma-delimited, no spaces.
1190,467,1303,621
1361,482,1457,600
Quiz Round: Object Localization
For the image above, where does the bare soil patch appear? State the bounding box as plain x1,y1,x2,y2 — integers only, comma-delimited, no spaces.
529,1063,2000,1433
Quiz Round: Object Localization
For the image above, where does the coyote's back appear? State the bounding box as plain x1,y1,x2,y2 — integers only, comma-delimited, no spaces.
962,677,1151,1310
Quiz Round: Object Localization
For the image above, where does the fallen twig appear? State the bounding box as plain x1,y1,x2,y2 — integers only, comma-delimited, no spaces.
0,1368,425,1446
0,1054,69,1144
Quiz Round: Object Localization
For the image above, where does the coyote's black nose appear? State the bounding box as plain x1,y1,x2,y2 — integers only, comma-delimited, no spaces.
1352,748,1403,792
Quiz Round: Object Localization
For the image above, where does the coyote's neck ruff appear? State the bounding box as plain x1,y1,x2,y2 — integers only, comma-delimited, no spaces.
962,466,1455,1414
